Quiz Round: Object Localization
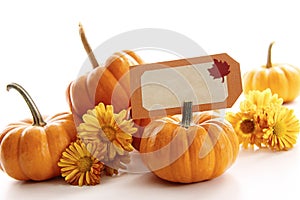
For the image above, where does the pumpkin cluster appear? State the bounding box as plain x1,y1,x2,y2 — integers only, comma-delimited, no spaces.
0,24,240,185
0,24,147,183
65,25,240,184
1,24,299,186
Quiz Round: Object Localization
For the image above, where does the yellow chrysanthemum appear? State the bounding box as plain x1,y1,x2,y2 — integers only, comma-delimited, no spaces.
227,89,300,151
226,111,264,149
58,140,103,186
240,89,283,112
262,106,300,151
77,103,137,172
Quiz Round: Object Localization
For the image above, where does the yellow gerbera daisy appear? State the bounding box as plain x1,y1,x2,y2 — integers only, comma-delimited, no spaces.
262,106,300,151
240,89,283,112
77,103,137,172
58,140,103,186
226,111,264,149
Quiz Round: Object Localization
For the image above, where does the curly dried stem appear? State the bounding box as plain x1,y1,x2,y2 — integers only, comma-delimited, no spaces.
7,83,46,127
79,23,100,69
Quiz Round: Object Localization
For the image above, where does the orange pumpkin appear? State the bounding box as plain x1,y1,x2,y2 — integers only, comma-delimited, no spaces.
66,50,143,123
66,24,144,125
66,24,150,149
243,42,300,102
0,83,77,181
140,102,239,183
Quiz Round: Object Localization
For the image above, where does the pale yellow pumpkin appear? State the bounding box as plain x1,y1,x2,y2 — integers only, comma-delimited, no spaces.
243,42,300,102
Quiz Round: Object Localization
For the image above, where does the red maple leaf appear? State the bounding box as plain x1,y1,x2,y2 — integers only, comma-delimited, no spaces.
208,59,230,83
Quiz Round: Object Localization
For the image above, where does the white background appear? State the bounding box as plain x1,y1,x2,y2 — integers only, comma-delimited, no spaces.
1,0,300,199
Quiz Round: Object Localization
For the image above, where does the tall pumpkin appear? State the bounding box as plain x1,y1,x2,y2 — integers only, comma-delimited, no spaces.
140,102,239,183
66,24,150,149
66,24,143,124
0,83,77,181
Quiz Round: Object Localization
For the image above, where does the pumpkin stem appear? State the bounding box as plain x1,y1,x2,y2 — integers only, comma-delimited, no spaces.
266,42,275,68
181,101,193,128
79,23,100,69
6,83,46,127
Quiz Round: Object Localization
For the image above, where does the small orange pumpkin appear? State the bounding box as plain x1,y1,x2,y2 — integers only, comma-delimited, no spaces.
66,24,144,125
66,24,150,150
0,83,77,181
243,42,300,102
140,102,239,183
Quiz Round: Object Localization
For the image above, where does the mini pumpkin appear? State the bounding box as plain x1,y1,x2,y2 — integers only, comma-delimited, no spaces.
0,83,77,181
66,24,144,125
66,24,150,150
243,42,300,102
139,102,239,183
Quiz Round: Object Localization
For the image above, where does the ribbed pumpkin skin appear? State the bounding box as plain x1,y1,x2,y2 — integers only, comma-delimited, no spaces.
66,50,151,151
140,112,239,183
243,64,300,102
0,112,77,181
66,50,144,125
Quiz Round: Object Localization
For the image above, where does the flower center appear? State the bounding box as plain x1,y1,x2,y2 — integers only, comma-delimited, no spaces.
102,125,117,141
77,156,93,172
273,122,286,137
240,119,255,134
